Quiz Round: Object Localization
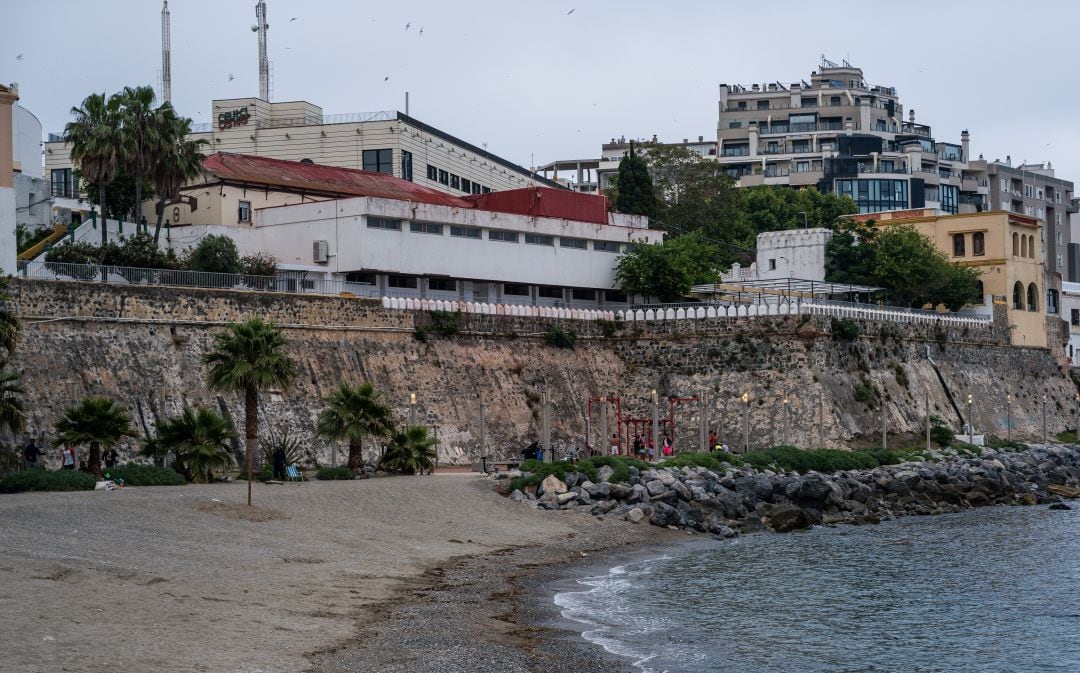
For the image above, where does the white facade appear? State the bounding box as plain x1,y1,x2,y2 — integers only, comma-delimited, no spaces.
12,105,41,178
1061,281,1080,366
166,196,660,306
722,227,832,283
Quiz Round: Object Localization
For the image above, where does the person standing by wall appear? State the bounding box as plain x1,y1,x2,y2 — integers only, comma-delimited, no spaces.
22,439,40,469
60,445,76,470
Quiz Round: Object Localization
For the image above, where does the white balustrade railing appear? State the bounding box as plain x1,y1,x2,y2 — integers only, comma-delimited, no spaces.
380,296,616,322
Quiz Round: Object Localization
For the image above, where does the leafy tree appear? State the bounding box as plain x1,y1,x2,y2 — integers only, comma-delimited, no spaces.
382,425,437,475
0,275,20,357
824,218,878,286
740,186,858,235
187,234,242,275
114,86,167,230
154,406,236,482
75,167,153,225
104,232,171,269
151,114,208,244
241,252,278,277
316,382,394,470
53,397,134,478
65,92,124,246
613,144,657,218
204,317,298,504
615,232,721,302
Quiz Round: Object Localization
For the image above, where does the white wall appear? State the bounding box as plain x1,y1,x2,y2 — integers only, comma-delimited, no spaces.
755,228,832,281
0,187,17,273
12,105,41,178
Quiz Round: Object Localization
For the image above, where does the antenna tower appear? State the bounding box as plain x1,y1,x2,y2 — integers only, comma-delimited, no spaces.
161,1,172,102
253,1,270,100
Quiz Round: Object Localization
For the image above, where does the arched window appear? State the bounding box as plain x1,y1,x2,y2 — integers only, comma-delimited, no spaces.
1027,283,1039,312
1021,236,1028,258
975,280,985,304
953,233,966,257
1029,235,1037,259
1012,232,1019,256
973,232,985,256
1013,281,1024,310
1048,289,1059,314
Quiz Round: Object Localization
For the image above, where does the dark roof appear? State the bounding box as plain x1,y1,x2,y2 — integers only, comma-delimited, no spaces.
464,187,610,225
202,152,473,208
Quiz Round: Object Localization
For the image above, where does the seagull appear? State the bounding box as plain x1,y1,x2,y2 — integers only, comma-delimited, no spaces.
15,53,23,61
405,22,411,30
567,8,575,14
289,16,298,22
384,76,390,82
419,27,424,36
228,73,235,81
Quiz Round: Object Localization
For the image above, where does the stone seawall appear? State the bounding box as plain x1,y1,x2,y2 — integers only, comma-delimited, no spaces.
9,279,1079,466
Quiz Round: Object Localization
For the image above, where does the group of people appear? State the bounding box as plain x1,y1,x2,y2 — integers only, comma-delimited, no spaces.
23,440,120,473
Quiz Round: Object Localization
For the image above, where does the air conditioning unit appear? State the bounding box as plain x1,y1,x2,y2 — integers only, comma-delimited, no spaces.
313,240,329,263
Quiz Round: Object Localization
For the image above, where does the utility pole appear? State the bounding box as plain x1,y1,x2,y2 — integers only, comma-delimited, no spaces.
925,393,930,451
541,388,552,463
742,392,750,454
699,391,708,452
782,395,790,446
254,1,270,100
650,389,660,463
479,391,486,471
1042,394,1048,445
967,393,974,445
409,392,417,427
1007,393,1012,442
881,401,887,450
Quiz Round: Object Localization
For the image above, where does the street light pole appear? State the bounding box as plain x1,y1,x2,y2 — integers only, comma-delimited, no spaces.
1042,394,1048,444
967,393,974,445
782,396,790,446
1074,393,1079,444
1007,393,1012,442
479,392,486,472
925,393,930,451
741,392,750,454
409,392,417,427
650,389,660,463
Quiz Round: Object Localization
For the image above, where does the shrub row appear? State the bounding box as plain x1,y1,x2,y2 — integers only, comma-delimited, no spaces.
508,455,651,492
0,470,96,493
315,466,355,480
108,463,185,486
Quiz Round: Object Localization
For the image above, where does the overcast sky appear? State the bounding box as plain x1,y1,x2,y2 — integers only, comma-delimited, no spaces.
4,0,1079,183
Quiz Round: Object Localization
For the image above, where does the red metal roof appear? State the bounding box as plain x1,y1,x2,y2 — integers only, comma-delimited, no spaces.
464,186,610,225
202,153,473,208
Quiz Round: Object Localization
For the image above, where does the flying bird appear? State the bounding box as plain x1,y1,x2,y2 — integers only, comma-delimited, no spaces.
384,76,390,82
289,16,298,22
419,27,424,36
405,22,411,30
228,73,235,82
567,8,576,14
15,53,23,61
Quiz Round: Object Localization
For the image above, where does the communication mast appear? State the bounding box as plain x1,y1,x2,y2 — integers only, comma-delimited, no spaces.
253,1,270,100
161,1,172,102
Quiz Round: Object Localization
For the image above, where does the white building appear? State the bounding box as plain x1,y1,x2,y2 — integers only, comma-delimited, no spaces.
159,153,662,306
1061,281,1080,366
722,228,833,283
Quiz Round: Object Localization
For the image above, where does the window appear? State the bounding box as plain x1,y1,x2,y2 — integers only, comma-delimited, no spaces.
571,288,596,300
975,280,984,303
835,179,909,213
768,259,777,271
1058,252,1063,269
461,178,472,193
1056,213,1062,225
524,233,554,245
504,283,529,296
953,233,965,257
388,275,418,289
728,121,743,129
795,161,810,173
1012,232,1020,256
410,222,443,235
766,141,779,154
560,237,587,249
51,168,76,198
367,217,402,230
1037,188,1044,200
593,240,621,253
1013,282,1024,310
1049,289,1060,314
345,272,376,285
472,183,483,194
450,225,481,239
488,230,519,243
791,139,811,153
1072,309,1079,327
721,143,749,157
238,201,251,223
756,100,769,110
27,192,35,216
1029,235,1036,259
736,101,747,110
1000,178,1009,192
1025,184,1033,198
428,278,457,292
973,232,985,256
438,169,449,185
830,96,841,105
1021,235,1028,258
362,148,393,174
538,286,563,299
481,187,491,194
401,151,413,181
604,290,628,303
939,184,959,214
449,174,460,189
427,165,438,180
1027,283,1039,312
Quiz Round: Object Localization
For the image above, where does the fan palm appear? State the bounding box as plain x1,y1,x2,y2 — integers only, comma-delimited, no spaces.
115,86,168,226
204,317,297,504
155,406,235,483
65,93,124,246
53,397,134,478
383,425,437,475
0,366,26,439
151,113,207,244
316,382,394,470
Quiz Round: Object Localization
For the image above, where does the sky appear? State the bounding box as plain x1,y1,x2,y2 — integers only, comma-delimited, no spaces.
4,0,1080,182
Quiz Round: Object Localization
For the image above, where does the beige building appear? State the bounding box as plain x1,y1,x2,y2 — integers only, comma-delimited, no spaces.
45,96,558,204
861,209,1046,348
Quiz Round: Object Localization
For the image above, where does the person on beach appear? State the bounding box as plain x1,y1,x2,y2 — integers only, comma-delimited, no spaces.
633,434,644,459
272,446,287,481
646,437,654,462
104,448,118,470
721,441,730,453
60,446,76,470
709,431,718,451
663,435,673,457
22,439,40,470
608,434,619,457
78,459,89,473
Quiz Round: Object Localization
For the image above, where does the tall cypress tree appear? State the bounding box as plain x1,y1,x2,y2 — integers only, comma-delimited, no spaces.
614,143,658,218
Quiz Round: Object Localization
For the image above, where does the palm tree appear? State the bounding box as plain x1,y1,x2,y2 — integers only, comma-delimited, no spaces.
316,382,394,471
0,366,26,440
65,93,124,246
151,113,207,244
53,397,134,478
155,406,235,483
383,426,437,475
115,86,168,227
204,317,297,505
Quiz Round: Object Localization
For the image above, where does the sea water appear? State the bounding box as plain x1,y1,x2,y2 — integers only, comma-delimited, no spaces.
555,506,1080,673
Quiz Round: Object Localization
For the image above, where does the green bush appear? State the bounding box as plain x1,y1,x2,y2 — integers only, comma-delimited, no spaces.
186,234,242,274
739,446,889,474
241,252,278,277
428,310,461,336
508,455,652,492
0,470,96,494
107,462,185,486
662,452,733,471
831,318,861,341
929,415,954,447
315,466,355,480
544,324,577,349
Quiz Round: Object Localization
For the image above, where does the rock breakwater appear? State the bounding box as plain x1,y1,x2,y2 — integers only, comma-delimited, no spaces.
505,445,1080,534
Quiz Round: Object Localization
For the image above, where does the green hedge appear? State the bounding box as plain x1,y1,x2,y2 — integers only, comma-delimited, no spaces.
0,470,96,494
509,455,652,492
315,466,355,480
108,463,185,486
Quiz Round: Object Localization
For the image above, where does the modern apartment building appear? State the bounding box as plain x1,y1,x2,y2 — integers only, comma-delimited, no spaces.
44,96,559,206
716,59,989,215
971,159,1077,282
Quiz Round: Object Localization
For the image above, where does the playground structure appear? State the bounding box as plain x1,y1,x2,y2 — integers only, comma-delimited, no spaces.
586,394,709,458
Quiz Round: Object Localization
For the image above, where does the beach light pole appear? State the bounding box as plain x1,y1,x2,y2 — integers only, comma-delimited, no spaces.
650,389,660,463
1007,393,1012,442
479,391,487,473
925,393,931,451
409,392,417,427
782,396,790,446
741,392,750,454
699,390,708,453
1042,393,1048,444
972,395,980,447
1074,393,1079,444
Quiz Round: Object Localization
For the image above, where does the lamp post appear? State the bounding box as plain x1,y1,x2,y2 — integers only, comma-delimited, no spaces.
1042,393,1048,444
1006,393,1012,442
741,392,750,454
972,393,980,445
1074,393,1079,444
924,393,930,451
782,396,790,446
409,392,417,427
650,389,660,463
433,424,439,471
479,392,487,473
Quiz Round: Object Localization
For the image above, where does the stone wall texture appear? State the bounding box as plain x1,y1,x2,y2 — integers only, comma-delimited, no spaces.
10,278,1079,466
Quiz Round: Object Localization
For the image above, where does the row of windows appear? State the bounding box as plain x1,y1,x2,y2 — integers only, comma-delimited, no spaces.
1011,232,1037,259
952,232,985,257
365,217,629,252
1012,282,1040,312
424,164,491,194
835,178,909,214
380,276,625,302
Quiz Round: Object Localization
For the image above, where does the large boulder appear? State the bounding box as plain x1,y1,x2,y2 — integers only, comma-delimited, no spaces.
645,479,667,497
626,507,645,524
609,483,634,501
672,479,693,502
650,502,680,527
539,474,568,496
509,489,530,503
587,481,611,500
759,503,814,533
597,465,615,483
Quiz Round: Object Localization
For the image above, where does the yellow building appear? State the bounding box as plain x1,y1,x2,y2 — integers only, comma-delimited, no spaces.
855,208,1046,348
